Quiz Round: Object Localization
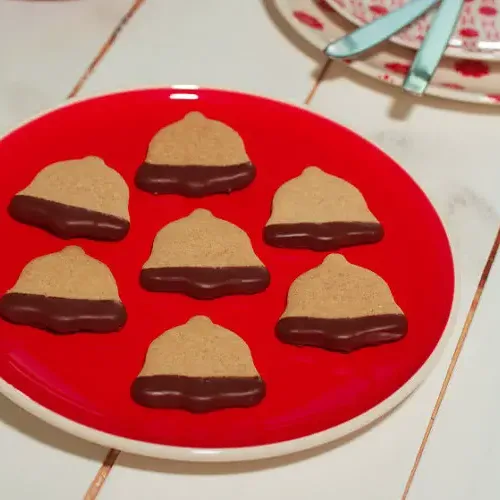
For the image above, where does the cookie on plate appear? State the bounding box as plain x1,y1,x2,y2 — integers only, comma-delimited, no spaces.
140,209,270,299
0,246,127,333
131,316,266,412
8,156,130,241
135,111,255,196
264,166,383,251
276,254,407,353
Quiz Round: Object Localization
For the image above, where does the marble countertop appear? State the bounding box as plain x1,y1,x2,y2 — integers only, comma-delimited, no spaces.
1,1,499,499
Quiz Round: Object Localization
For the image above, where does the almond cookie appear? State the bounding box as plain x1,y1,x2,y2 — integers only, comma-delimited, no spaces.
264,166,383,251
140,209,270,299
276,254,407,353
131,316,266,412
8,156,130,241
135,111,255,197
0,246,127,333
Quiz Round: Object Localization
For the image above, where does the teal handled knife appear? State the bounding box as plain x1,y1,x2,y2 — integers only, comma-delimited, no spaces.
324,0,439,59
403,0,464,95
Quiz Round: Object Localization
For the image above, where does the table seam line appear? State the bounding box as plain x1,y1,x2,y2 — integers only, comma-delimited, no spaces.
305,60,331,105
83,449,120,500
401,227,500,500
68,0,147,99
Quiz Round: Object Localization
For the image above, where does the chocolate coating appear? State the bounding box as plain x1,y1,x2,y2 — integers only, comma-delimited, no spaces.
0,293,127,334
276,314,407,353
131,375,265,412
8,195,130,241
140,266,270,299
264,222,383,251
135,162,256,197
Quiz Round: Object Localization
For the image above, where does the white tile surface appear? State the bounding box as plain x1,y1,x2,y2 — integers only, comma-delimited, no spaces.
0,395,106,500
0,2,136,498
407,252,500,500
0,0,136,135
79,0,323,102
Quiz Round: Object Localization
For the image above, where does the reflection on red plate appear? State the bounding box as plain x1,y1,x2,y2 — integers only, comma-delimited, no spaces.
0,89,454,449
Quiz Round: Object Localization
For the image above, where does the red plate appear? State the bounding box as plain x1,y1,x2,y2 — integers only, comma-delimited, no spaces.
0,88,454,461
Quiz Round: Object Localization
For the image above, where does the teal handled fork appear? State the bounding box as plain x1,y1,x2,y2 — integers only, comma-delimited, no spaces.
403,0,464,95
324,0,465,96
324,0,439,59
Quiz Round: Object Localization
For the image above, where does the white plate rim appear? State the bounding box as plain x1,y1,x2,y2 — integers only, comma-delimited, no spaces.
0,86,460,463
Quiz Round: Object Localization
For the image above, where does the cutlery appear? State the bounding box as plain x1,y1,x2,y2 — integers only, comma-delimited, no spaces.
403,0,465,95
324,0,439,59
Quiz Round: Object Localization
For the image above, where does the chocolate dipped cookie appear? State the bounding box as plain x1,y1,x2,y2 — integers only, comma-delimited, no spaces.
135,111,255,196
140,209,270,299
276,254,407,353
264,166,383,251
131,316,265,412
8,156,130,241
0,246,127,333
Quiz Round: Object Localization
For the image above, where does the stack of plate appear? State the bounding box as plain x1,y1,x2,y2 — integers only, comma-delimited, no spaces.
275,0,500,105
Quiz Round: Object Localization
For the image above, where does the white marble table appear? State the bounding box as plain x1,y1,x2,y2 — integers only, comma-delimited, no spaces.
0,1,499,499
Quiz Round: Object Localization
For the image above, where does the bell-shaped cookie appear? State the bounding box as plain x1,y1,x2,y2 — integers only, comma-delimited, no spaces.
0,246,127,333
131,316,266,412
264,167,383,251
135,111,255,197
276,254,407,353
140,209,270,299
8,156,130,241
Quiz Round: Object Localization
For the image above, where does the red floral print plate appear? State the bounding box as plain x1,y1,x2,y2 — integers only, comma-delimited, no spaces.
278,0,500,105
0,88,455,462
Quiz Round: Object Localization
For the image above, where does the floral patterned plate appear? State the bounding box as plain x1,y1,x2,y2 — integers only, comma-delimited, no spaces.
327,0,500,60
275,0,500,105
